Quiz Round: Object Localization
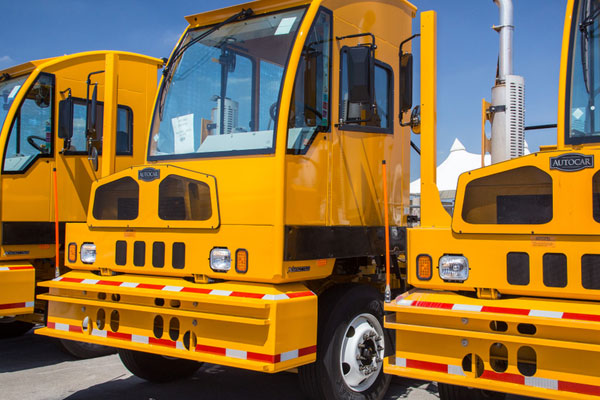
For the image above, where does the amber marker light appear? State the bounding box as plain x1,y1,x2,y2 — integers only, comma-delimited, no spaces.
416,254,432,280
68,243,77,263
236,249,248,274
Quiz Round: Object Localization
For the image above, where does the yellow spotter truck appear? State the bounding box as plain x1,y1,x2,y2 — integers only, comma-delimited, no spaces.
36,0,600,399
0,51,163,357
383,0,600,400
37,0,414,397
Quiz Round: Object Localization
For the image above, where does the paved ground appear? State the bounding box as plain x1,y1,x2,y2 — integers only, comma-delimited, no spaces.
0,329,531,400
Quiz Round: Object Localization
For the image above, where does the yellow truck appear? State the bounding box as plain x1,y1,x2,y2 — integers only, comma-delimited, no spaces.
35,0,600,399
0,51,163,356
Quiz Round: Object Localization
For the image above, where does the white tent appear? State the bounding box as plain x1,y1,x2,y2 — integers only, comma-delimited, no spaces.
410,138,530,195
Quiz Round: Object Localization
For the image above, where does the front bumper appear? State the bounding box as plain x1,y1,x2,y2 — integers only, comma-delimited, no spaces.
0,262,35,317
384,289,600,400
37,271,317,372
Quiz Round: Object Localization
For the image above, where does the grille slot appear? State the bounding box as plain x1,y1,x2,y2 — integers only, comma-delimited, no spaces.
153,242,165,268
133,241,146,267
582,254,600,290
543,253,567,288
173,242,185,269
115,241,127,266
507,252,529,285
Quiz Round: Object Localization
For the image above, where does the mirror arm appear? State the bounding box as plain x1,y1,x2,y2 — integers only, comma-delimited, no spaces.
336,33,377,49
399,33,420,57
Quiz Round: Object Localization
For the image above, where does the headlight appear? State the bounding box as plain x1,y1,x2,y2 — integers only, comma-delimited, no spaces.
210,248,231,272
80,243,97,264
439,255,469,282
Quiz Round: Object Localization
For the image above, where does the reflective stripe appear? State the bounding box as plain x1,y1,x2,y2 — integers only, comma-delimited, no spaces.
0,266,34,271
394,298,600,322
47,321,316,364
528,309,563,319
396,356,600,397
51,277,316,301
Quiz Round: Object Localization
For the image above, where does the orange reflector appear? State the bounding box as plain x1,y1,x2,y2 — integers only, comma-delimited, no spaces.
416,254,432,280
68,243,77,263
236,249,248,274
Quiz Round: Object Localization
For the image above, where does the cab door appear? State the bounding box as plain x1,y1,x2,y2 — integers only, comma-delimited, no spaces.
1,73,54,228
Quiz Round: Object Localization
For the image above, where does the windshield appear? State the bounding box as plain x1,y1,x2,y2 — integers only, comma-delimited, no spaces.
569,0,600,144
149,8,306,159
0,75,28,134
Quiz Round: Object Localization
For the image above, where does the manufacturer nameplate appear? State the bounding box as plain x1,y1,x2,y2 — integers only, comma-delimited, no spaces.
138,168,160,182
549,153,594,172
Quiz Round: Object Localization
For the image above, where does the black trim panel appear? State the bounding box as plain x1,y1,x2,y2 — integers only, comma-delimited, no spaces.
284,225,406,261
2,221,65,245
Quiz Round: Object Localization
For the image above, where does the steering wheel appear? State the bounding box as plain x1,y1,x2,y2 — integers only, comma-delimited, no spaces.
27,135,48,153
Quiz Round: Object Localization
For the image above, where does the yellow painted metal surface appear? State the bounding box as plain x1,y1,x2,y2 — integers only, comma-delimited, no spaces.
0,261,34,317
385,289,600,399
37,270,317,372
416,11,450,229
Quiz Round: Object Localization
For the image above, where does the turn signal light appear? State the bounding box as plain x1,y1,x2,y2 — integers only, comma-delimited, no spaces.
236,249,248,273
68,243,77,263
416,254,432,280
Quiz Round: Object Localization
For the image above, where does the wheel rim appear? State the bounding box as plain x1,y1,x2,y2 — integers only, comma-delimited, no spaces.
339,313,384,392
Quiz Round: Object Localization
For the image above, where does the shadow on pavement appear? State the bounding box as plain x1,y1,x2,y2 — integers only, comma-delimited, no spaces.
62,362,439,400
0,328,74,373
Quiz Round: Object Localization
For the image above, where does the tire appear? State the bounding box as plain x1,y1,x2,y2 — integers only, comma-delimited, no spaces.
118,349,201,382
0,320,35,339
299,285,391,400
59,339,116,359
438,383,506,400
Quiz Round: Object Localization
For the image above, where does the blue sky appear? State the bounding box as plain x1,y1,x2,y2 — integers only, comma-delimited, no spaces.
0,1,567,180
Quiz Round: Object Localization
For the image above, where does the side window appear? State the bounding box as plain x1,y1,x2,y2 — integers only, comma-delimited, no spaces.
594,170,600,223
63,99,133,155
3,74,54,172
462,166,553,225
339,55,393,132
287,9,331,154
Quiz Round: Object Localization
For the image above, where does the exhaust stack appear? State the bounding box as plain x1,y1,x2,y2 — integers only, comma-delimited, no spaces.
490,0,525,164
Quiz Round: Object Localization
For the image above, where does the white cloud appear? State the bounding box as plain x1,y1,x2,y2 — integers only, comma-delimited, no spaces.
0,56,14,68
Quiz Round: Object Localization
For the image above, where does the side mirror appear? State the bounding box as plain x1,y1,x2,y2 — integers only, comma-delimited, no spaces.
399,53,413,113
58,96,73,140
344,45,374,105
86,84,98,138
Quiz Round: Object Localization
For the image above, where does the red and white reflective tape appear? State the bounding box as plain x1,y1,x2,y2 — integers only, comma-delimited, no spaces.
395,357,600,396
396,299,600,323
53,276,315,301
0,266,34,271
0,301,34,311
47,321,316,364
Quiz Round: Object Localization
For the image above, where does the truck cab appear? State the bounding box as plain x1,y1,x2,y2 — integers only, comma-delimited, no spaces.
38,0,416,398
0,52,162,341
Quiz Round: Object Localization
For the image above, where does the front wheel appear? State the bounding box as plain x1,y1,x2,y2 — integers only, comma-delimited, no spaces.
118,349,201,382
299,285,391,400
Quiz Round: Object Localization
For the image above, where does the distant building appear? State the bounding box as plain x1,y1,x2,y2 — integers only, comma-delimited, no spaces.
211,97,239,134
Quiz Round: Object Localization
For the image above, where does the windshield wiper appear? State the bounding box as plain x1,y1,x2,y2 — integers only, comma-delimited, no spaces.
158,8,254,120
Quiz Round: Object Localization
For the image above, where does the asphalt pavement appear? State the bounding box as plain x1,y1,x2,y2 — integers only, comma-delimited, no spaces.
0,328,531,400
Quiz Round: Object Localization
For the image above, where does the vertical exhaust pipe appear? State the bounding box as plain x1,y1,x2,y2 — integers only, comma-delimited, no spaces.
490,0,525,164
